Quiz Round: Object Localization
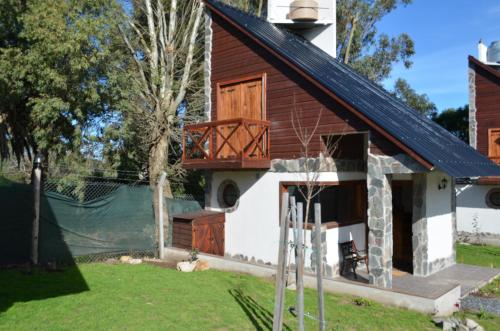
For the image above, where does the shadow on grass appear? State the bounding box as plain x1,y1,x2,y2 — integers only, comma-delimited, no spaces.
0,177,89,314
229,289,291,331
0,265,89,314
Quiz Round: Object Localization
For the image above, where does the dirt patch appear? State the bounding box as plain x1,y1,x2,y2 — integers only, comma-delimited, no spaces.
143,258,179,270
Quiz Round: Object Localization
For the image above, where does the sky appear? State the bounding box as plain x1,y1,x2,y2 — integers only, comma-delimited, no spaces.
379,0,500,112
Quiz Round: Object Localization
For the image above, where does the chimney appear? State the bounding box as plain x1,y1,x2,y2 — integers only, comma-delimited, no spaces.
267,0,336,58
478,39,488,63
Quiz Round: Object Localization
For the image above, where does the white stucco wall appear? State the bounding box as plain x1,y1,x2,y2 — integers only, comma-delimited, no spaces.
209,170,366,269
425,171,454,263
456,184,500,235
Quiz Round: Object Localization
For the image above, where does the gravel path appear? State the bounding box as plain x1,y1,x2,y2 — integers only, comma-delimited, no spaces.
461,295,500,315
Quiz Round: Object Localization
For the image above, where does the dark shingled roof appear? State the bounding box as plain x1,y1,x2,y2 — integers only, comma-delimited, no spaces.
204,0,500,177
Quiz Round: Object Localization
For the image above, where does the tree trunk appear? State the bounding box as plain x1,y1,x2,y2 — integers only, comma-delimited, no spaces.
149,133,173,255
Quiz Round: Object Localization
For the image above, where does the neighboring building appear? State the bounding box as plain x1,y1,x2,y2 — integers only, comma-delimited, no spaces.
179,0,500,289
456,41,500,244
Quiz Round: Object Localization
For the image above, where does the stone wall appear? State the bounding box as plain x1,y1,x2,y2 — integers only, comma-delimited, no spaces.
204,11,213,121
366,151,427,288
468,67,477,149
412,173,428,276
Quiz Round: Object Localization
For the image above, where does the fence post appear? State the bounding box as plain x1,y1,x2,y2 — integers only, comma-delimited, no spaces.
296,202,305,331
31,155,42,265
314,203,325,331
158,172,167,259
272,192,289,331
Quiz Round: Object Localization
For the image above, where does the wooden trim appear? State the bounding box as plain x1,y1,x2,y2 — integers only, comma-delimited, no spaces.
204,1,434,171
216,72,267,121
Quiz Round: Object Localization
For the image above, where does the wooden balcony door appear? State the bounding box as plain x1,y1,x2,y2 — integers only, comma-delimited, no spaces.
217,75,265,158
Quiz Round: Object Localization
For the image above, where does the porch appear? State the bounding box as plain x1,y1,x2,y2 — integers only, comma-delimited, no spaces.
337,263,500,299
162,247,499,315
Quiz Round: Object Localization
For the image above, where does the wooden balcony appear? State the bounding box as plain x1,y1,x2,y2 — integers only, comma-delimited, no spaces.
182,118,271,169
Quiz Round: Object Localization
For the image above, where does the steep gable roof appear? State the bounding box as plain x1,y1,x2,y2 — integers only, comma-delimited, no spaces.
204,0,500,177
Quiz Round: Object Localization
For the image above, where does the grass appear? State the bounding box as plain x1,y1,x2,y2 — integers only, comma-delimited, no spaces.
457,243,500,298
456,242,500,330
0,263,438,331
457,243,500,269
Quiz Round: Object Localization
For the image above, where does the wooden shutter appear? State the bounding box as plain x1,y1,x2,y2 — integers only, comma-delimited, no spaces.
217,75,265,158
489,129,500,164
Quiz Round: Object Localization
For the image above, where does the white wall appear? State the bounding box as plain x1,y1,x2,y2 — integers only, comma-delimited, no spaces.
456,184,500,235
209,170,366,268
425,171,454,263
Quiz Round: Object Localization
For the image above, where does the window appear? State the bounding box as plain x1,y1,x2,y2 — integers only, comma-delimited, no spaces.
217,179,240,208
282,181,366,228
488,128,500,164
322,133,366,160
486,189,500,209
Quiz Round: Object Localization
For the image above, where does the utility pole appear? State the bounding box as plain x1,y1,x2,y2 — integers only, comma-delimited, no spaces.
31,154,43,265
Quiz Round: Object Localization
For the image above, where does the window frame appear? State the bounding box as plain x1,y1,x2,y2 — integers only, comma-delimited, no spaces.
216,73,267,120
486,188,500,209
279,180,367,229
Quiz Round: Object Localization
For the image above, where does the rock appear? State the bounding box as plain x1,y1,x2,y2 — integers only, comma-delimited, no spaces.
177,261,197,272
105,258,118,264
465,318,483,331
442,321,454,331
120,256,132,263
195,260,210,271
129,258,142,265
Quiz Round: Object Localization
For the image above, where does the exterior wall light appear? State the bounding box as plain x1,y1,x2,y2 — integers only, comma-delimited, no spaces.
438,177,448,190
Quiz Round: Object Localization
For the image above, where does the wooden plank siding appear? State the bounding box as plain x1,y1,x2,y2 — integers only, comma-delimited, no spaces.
472,59,500,159
210,15,402,159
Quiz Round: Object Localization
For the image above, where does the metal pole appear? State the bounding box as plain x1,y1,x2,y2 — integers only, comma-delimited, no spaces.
272,192,289,331
296,202,304,331
31,158,42,265
158,172,167,259
314,203,325,331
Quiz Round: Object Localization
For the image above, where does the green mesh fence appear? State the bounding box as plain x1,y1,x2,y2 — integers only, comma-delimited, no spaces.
0,177,33,265
39,180,156,264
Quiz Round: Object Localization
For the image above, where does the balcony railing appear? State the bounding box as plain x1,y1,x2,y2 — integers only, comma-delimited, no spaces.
182,118,271,169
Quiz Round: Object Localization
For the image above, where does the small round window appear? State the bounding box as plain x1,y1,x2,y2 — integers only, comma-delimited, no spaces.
218,179,240,208
486,189,500,209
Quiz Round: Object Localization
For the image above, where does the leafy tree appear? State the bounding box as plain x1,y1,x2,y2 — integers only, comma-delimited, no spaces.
432,105,469,143
0,0,125,171
337,0,414,83
392,78,436,117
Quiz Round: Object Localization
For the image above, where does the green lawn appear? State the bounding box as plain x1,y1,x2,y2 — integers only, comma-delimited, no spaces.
456,243,500,330
457,243,500,299
457,243,500,268
0,263,437,331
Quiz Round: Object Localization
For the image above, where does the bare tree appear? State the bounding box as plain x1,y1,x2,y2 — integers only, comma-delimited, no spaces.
119,0,205,243
290,98,345,330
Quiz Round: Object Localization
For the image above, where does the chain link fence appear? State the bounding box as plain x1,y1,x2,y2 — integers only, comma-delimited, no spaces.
39,173,157,264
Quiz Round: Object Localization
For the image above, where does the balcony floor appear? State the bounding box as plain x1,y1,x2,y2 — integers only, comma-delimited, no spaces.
182,158,270,170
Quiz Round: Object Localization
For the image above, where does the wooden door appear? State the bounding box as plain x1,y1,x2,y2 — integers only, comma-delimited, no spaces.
193,222,224,256
218,83,242,158
489,128,500,164
392,181,413,273
217,77,263,158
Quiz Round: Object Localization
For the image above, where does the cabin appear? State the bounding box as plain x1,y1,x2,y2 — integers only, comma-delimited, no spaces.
456,41,500,244
179,0,500,289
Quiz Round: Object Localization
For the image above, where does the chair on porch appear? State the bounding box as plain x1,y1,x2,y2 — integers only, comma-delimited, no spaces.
339,240,368,279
